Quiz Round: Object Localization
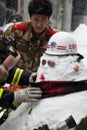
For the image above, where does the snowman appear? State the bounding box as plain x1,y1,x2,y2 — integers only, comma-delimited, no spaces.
1,32,87,130
35,31,87,97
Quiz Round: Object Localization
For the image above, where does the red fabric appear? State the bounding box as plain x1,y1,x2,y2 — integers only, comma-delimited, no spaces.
13,23,29,30
45,29,58,36
32,80,87,98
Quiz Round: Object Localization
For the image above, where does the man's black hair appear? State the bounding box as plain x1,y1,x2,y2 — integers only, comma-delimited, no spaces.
28,0,52,18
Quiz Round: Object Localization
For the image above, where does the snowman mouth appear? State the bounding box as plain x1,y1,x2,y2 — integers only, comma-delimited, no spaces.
39,74,45,81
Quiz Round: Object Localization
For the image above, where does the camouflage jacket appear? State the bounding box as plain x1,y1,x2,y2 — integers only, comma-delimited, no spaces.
4,22,57,72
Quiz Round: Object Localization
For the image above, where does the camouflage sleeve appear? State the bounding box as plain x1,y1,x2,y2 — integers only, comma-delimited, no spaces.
4,22,29,39
4,25,15,38
3,23,24,50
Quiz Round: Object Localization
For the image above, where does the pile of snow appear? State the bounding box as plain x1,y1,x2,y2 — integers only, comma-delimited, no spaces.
1,24,87,130
72,24,87,64
1,90,87,130
72,24,87,44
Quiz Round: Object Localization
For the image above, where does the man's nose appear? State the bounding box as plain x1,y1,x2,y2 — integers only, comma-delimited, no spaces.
37,20,43,26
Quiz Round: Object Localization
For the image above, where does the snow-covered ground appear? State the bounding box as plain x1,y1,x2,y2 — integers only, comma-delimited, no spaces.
1,24,87,130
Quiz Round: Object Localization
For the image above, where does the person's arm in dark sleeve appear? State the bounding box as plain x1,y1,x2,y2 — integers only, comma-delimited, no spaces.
0,87,42,109
6,66,31,86
0,88,14,109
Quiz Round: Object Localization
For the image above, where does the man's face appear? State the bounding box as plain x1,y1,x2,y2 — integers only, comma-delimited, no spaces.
30,14,49,34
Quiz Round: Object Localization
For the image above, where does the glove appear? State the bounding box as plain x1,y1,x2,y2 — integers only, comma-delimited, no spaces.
0,64,8,84
33,124,50,130
13,87,42,103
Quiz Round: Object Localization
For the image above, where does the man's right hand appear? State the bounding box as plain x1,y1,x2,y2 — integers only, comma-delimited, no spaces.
0,64,8,83
14,87,42,103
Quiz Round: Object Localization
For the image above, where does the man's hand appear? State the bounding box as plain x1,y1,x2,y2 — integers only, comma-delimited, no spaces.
29,72,37,83
14,87,42,103
0,64,8,83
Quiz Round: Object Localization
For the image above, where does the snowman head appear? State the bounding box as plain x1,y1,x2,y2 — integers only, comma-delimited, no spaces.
45,31,77,56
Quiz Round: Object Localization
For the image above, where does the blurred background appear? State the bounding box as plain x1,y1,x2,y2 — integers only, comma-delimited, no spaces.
0,0,87,31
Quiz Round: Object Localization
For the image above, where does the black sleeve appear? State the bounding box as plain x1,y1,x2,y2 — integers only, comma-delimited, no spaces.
75,116,87,130
33,124,50,130
0,90,14,109
6,66,31,86
18,69,31,86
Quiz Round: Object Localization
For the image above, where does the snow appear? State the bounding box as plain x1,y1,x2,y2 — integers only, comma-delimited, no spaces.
72,24,87,64
36,53,87,81
1,24,87,130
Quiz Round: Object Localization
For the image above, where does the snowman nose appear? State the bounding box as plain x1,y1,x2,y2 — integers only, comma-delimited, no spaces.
41,59,56,68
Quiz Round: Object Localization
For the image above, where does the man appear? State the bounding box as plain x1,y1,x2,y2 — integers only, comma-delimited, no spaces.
0,47,42,109
0,56,42,125
4,0,57,72
0,53,42,124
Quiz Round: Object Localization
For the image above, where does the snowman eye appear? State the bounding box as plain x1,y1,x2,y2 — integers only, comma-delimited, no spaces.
48,61,55,68
74,60,77,63
70,61,73,63
41,59,55,68
42,59,46,65
70,60,77,64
